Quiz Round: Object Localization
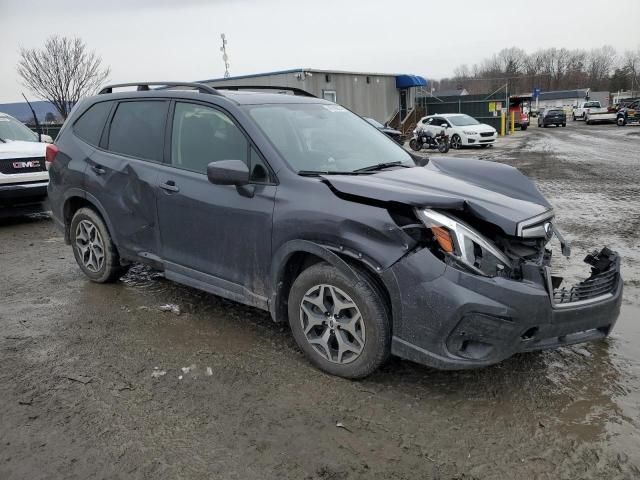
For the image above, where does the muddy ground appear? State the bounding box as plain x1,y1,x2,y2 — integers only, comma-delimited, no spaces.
1,121,639,479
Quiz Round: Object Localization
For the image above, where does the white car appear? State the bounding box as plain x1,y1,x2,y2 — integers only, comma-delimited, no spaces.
417,113,498,149
0,112,51,216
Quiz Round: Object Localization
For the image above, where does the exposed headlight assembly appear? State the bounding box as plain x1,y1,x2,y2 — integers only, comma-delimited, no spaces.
416,209,513,277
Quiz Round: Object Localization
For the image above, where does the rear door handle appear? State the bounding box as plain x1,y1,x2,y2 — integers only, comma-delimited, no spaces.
159,181,180,193
91,165,106,175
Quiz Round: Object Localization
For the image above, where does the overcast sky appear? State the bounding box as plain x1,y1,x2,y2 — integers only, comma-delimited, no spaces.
1,0,639,103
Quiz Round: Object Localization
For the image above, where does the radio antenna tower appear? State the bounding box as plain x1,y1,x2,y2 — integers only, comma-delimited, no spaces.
220,33,230,78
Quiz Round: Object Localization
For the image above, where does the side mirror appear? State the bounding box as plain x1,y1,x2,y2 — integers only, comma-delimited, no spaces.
207,160,249,186
40,134,53,144
441,123,448,128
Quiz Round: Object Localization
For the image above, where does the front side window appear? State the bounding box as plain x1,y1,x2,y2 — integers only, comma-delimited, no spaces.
74,101,113,146
108,101,167,162
248,103,413,173
0,115,38,142
171,102,249,175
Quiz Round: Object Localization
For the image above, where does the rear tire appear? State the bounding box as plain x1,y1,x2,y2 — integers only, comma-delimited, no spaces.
287,263,391,379
521,125,528,131
562,123,567,127
70,207,127,283
438,141,449,153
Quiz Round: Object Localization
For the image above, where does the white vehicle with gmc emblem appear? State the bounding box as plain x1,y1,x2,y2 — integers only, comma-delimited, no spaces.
0,112,53,216
416,113,498,149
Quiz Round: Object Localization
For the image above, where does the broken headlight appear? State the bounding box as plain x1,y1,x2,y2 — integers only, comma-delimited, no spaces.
416,208,513,277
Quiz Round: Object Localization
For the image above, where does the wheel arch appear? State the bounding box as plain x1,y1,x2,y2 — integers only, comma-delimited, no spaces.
269,240,393,325
62,192,118,248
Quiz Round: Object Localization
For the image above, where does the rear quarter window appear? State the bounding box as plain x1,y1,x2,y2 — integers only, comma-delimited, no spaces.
73,101,113,146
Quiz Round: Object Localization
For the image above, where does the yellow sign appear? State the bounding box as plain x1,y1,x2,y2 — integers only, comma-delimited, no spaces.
489,102,496,112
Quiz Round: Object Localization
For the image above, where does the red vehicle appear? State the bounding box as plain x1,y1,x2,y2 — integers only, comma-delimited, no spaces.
509,95,531,130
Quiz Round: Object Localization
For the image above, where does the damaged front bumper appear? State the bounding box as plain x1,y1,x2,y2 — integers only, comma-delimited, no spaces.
385,246,622,370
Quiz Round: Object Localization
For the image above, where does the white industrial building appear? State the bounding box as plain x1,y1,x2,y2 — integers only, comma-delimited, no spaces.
537,89,610,109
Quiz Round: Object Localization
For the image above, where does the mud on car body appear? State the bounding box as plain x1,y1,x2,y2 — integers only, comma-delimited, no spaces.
47,82,623,378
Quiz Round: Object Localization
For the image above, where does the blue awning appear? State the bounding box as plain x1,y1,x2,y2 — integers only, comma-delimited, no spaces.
395,75,428,89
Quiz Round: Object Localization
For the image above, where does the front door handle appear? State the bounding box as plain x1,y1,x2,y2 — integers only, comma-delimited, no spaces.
159,181,180,193
91,165,106,175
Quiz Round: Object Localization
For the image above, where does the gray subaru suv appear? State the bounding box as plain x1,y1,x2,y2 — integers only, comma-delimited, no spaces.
47,82,622,378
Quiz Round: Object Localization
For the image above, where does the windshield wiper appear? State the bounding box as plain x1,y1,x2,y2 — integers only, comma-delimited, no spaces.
352,161,410,173
0,137,5,143
298,170,366,176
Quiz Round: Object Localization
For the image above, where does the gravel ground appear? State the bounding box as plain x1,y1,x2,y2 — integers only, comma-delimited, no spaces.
1,120,639,479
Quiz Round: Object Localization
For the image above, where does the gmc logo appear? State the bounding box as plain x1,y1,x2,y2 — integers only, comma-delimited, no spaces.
12,160,40,169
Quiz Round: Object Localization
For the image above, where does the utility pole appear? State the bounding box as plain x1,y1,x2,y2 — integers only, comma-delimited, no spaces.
220,33,230,78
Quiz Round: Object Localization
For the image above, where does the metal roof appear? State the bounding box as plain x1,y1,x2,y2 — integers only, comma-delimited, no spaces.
538,89,589,101
431,89,467,97
200,68,404,84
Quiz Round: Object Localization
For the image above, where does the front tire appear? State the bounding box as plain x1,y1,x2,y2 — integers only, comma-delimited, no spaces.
70,207,127,283
450,134,462,149
617,117,626,126
409,138,421,151
562,123,567,127
288,263,391,379
521,125,528,131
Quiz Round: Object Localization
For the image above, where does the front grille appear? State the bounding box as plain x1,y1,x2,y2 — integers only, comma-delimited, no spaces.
480,132,494,137
553,259,619,304
0,156,46,175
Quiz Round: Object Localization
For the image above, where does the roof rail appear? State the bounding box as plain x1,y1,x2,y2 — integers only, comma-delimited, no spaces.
213,85,317,98
98,82,221,95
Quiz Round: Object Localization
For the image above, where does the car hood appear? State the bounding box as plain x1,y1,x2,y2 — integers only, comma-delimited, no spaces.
321,157,552,236
453,123,495,133
0,140,46,160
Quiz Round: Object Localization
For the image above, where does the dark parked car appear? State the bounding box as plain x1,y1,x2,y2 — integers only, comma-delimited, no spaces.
538,108,567,127
364,117,403,144
47,82,622,378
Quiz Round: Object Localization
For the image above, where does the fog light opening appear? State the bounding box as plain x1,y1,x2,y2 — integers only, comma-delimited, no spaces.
521,327,539,341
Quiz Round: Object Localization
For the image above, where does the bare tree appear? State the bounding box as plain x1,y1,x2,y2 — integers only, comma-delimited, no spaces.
623,47,640,92
586,46,616,90
17,36,110,119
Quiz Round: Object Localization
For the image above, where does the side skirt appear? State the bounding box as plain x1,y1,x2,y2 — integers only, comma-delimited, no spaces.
164,262,269,311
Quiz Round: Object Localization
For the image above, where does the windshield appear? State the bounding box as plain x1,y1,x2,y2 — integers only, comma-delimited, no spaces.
448,114,480,126
247,103,413,173
0,115,38,142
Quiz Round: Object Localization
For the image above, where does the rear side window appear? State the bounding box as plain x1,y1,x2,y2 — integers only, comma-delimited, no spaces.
108,101,168,161
73,101,113,146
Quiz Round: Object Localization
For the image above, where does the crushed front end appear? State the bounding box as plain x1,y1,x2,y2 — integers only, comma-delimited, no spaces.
385,208,623,370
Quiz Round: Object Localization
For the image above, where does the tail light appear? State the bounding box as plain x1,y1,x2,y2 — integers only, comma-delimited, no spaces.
45,144,59,170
